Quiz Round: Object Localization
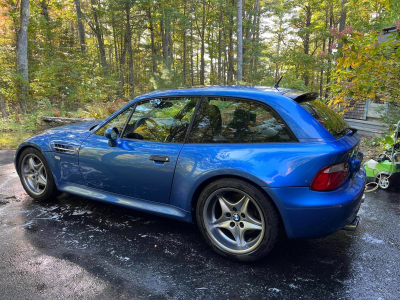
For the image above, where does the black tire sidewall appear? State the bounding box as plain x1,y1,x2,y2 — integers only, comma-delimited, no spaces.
18,147,59,201
196,178,280,262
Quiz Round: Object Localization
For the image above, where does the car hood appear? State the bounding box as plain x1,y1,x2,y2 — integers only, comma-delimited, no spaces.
19,120,101,152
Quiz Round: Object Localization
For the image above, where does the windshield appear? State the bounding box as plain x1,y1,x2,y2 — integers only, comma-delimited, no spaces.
300,100,348,139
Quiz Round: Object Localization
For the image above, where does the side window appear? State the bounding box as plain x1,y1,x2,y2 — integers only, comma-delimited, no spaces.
95,106,134,137
122,97,198,143
188,97,296,143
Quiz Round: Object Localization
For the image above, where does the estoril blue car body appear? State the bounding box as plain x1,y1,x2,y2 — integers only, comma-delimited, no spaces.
15,86,366,261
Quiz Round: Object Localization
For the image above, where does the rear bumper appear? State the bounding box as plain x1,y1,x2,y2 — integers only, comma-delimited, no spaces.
265,166,366,239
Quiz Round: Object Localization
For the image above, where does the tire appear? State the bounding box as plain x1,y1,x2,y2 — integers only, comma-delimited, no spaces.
196,178,280,262
377,174,390,190
18,147,60,201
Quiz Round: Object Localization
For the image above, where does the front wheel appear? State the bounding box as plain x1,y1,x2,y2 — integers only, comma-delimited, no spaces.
18,147,60,201
196,178,280,262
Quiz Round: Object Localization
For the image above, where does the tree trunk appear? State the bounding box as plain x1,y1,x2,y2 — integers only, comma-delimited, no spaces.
73,0,86,53
325,4,334,98
118,34,128,99
200,0,205,85
169,27,174,69
209,30,214,84
228,0,234,84
303,4,312,87
275,35,280,81
339,0,347,32
218,7,222,84
17,0,29,114
190,19,194,86
161,11,173,70
125,3,134,97
236,0,243,82
40,1,49,21
338,0,347,48
320,6,328,98
224,27,228,84
196,51,199,84
147,7,157,78
249,0,260,80
111,14,119,73
40,0,52,46
320,39,325,98
161,19,167,62
183,0,187,85
251,0,260,41
90,2,108,76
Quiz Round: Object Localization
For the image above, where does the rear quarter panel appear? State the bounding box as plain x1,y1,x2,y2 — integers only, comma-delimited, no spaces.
170,132,361,212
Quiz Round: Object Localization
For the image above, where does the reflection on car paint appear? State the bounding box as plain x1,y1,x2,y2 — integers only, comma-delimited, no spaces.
15,87,366,240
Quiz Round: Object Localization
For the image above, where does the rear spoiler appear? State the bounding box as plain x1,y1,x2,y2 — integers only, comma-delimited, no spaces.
281,91,319,103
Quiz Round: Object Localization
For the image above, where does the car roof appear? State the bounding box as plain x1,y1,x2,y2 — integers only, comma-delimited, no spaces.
133,86,318,103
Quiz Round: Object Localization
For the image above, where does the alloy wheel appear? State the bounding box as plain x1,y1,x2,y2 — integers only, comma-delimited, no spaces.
21,154,47,195
203,188,265,254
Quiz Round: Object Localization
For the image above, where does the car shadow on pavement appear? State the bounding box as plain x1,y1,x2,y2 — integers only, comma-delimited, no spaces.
21,192,355,299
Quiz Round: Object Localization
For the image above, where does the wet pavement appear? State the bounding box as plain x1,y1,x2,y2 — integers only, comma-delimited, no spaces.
0,150,399,299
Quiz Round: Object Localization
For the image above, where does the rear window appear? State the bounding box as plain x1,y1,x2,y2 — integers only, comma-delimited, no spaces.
300,100,347,139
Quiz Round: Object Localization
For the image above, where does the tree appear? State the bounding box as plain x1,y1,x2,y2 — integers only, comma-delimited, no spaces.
330,26,400,108
125,0,134,97
236,0,243,82
16,0,29,113
87,0,108,76
73,0,86,53
0,0,399,120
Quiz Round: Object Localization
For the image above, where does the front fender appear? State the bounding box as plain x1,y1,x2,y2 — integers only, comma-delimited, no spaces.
14,141,48,174
14,131,87,187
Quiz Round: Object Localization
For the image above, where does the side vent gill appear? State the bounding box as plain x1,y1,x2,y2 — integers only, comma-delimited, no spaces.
52,143,78,155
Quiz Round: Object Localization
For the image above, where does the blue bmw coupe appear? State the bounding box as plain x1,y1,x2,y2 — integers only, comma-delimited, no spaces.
15,86,365,261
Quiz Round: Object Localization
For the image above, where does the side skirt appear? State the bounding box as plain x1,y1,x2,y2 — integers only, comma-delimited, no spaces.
58,183,192,222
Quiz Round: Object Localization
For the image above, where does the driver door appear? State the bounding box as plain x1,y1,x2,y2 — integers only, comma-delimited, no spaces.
79,97,198,204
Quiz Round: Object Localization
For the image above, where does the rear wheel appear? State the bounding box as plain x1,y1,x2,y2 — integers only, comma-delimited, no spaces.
377,174,390,190
196,178,280,262
18,147,60,201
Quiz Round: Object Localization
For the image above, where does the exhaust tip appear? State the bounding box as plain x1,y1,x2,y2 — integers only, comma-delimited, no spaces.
342,216,360,232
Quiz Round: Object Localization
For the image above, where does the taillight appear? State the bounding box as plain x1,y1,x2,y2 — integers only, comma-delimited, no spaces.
310,162,349,191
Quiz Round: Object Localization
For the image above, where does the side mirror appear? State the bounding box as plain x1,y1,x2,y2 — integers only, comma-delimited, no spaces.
104,127,119,147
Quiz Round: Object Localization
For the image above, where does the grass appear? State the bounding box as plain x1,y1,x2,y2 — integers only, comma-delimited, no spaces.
0,100,119,150
0,131,35,150
0,112,40,150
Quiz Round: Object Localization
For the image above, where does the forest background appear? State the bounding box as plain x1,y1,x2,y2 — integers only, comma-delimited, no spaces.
0,0,399,148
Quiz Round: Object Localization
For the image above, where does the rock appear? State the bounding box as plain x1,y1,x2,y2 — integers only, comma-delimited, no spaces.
40,116,96,130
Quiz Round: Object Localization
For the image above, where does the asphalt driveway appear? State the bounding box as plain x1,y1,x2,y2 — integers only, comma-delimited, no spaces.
0,150,399,299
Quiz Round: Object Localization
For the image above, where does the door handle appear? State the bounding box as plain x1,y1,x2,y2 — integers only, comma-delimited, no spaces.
149,155,170,163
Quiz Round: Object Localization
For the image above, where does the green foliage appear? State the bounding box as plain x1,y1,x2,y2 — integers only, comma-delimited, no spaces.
78,99,128,119
330,27,400,108
365,137,383,147
150,68,184,91
0,0,399,148
364,129,398,153
0,131,33,150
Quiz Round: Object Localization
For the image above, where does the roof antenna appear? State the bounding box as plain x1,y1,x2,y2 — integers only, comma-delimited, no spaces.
274,76,283,89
